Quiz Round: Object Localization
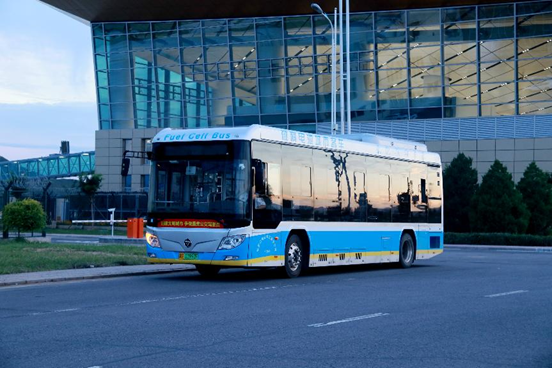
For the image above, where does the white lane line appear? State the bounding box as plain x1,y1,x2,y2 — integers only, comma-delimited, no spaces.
485,290,528,298
28,308,81,316
18,284,307,318
308,312,389,328
124,286,280,306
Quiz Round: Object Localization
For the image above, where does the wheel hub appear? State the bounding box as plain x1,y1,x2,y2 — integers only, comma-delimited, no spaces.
287,243,302,271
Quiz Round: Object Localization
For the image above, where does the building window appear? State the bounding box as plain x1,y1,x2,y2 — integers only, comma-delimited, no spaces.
141,174,150,192
141,138,152,165
124,175,132,192
91,4,552,141
123,139,132,154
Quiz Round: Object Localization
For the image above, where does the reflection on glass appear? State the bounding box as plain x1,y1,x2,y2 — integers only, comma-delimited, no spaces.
93,4,552,131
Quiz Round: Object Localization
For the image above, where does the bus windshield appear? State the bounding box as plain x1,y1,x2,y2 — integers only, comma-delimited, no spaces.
148,141,251,226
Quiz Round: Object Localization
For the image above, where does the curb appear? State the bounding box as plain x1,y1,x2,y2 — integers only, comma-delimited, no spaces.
445,244,552,253
0,265,196,288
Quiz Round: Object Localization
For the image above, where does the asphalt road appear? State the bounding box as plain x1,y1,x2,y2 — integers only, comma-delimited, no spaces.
1,248,551,368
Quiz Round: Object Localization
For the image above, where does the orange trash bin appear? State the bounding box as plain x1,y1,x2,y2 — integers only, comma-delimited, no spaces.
137,218,144,238
127,218,136,238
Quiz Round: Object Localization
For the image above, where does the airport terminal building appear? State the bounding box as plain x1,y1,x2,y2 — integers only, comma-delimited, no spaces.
43,0,552,191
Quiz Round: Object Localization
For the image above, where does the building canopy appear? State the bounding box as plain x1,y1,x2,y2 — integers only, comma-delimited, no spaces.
40,0,533,23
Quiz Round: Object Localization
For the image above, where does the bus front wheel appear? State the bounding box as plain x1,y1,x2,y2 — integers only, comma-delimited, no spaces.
196,265,221,277
283,234,303,278
399,233,415,268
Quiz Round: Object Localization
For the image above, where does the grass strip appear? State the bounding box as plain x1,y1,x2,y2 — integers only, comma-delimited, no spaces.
445,233,552,247
0,239,147,275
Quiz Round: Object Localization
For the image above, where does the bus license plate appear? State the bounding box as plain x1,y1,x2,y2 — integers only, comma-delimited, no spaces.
179,253,198,260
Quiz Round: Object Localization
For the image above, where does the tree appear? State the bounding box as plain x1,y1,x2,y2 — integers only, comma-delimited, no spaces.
470,160,529,234
6,174,27,200
3,198,46,237
78,173,103,220
517,162,552,235
443,153,478,233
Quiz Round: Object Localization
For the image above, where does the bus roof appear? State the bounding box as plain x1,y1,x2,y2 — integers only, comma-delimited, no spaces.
152,125,441,166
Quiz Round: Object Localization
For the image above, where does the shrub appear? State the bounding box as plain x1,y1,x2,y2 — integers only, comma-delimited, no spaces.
470,160,529,234
443,153,478,233
2,199,46,237
517,162,552,235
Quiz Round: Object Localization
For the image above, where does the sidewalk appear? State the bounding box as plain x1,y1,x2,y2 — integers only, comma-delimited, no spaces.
6,233,145,246
0,264,196,287
445,244,552,252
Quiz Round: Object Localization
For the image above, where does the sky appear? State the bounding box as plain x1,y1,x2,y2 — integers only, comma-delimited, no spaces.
0,0,97,161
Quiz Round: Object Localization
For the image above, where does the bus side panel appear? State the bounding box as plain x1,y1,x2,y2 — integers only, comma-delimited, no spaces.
247,230,285,267
416,225,444,259
308,224,402,266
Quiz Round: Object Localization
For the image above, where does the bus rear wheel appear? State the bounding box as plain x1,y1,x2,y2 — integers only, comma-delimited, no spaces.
399,233,415,268
196,265,221,277
283,234,303,278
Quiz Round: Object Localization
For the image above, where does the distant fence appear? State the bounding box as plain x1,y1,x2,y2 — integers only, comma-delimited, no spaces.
66,192,148,221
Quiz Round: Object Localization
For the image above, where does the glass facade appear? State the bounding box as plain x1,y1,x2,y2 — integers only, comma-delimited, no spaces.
92,1,552,134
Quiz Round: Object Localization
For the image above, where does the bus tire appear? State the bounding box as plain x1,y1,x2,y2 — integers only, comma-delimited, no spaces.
196,265,221,277
283,234,303,278
399,233,415,268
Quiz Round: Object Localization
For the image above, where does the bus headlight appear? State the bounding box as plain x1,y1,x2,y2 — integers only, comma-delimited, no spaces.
146,232,160,248
218,235,246,250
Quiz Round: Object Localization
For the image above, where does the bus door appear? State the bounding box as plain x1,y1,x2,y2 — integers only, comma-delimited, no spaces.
250,141,284,262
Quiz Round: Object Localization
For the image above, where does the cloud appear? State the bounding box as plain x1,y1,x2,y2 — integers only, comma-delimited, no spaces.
0,33,96,105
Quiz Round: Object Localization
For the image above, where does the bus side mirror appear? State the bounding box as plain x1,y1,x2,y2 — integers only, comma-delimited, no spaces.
252,159,267,195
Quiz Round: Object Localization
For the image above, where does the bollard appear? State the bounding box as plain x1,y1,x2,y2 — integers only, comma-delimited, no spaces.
137,218,144,238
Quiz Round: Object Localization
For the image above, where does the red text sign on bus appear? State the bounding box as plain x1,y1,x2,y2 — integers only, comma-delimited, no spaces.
157,219,223,228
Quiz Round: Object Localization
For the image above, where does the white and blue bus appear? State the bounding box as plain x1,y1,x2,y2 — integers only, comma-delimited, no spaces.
145,125,443,277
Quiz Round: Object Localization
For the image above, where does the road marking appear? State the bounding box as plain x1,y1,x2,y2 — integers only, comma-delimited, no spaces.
28,308,81,316
10,284,309,318
485,290,528,298
308,312,389,328
125,286,280,306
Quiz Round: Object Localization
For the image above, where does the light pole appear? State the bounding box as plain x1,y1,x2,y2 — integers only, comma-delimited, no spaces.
345,0,351,134
311,3,337,135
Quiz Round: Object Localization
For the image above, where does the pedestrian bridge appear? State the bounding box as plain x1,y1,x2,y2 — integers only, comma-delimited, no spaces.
0,152,95,181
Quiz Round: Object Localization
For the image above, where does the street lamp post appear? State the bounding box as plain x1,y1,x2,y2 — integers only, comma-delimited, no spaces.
311,3,337,135
339,0,345,135
346,0,351,134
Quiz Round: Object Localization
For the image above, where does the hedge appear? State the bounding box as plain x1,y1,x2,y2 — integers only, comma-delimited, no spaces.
445,233,552,247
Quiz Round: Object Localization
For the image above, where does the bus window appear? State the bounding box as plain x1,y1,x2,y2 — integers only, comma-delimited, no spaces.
289,166,312,197
353,171,367,222
367,173,392,222
253,162,283,229
410,164,428,223
428,166,442,223
267,163,281,197
391,164,411,223
282,147,313,221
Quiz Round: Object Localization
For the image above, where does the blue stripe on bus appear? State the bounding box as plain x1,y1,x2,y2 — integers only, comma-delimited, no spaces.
147,230,443,265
